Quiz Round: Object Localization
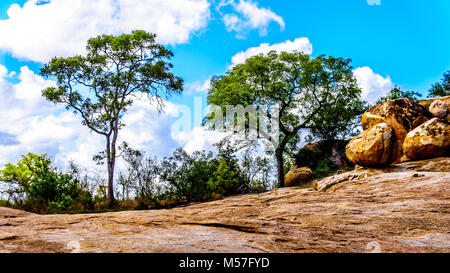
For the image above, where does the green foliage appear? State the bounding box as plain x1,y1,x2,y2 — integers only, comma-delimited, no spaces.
0,155,34,204
294,145,338,179
0,200,9,207
208,157,242,195
159,148,245,203
240,153,274,190
29,172,79,211
313,158,338,179
40,30,183,203
93,185,108,203
207,51,364,187
118,148,163,208
428,70,450,97
160,149,213,202
375,86,422,105
0,153,91,213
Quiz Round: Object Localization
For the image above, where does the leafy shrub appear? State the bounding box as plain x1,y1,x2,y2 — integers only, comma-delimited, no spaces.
313,158,338,179
29,172,80,211
208,157,243,195
158,148,245,204
0,153,90,213
294,144,338,179
161,149,216,202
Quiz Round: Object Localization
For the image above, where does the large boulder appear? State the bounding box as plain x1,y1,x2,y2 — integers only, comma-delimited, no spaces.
345,123,394,166
361,98,431,162
402,118,450,160
285,167,313,187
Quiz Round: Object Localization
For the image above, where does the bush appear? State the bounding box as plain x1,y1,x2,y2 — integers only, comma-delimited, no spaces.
0,200,9,207
208,157,243,195
161,149,216,202
29,172,80,212
158,148,245,204
0,153,91,213
294,144,338,179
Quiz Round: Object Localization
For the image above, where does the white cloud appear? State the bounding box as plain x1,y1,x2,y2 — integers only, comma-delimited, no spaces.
218,0,284,37
0,65,7,78
230,37,313,67
0,65,187,173
352,66,394,104
184,77,212,94
172,126,226,154
0,63,227,180
0,0,211,63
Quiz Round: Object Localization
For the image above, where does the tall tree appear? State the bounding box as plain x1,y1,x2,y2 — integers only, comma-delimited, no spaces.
207,51,364,188
428,70,450,97
41,30,183,204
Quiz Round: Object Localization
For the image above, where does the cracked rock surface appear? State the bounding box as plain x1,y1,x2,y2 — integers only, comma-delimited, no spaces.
1,157,449,253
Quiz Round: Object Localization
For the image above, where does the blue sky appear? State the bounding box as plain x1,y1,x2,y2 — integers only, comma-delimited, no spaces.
0,0,449,171
170,0,450,96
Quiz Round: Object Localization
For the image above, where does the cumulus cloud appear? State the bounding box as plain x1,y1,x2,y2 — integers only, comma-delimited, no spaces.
0,0,211,63
352,66,394,104
184,77,212,94
230,37,313,67
0,64,69,166
218,0,284,37
0,65,203,175
172,126,226,154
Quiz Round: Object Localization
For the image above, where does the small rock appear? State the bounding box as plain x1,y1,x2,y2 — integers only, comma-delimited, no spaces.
400,155,411,162
429,100,448,119
346,123,394,167
285,167,313,187
403,118,450,160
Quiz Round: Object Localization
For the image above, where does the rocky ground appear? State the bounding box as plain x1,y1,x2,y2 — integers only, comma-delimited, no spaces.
0,157,449,253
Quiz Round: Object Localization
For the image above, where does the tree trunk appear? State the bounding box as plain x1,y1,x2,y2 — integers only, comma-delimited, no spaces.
276,148,285,188
107,159,115,204
106,129,118,205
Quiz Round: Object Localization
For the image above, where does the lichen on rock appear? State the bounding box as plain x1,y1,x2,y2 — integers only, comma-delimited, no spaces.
403,118,450,160
361,98,431,162
345,122,394,166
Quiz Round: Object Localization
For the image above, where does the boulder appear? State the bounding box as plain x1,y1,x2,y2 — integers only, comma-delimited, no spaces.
330,140,353,168
345,123,394,166
418,95,450,122
402,118,450,160
428,100,448,119
361,98,431,162
418,95,450,109
297,140,353,169
303,141,325,151
285,167,313,187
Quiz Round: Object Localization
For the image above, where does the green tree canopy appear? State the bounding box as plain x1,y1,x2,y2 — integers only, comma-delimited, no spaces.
207,51,364,187
375,86,422,105
40,30,183,204
0,153,81,212
428,70,450,97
